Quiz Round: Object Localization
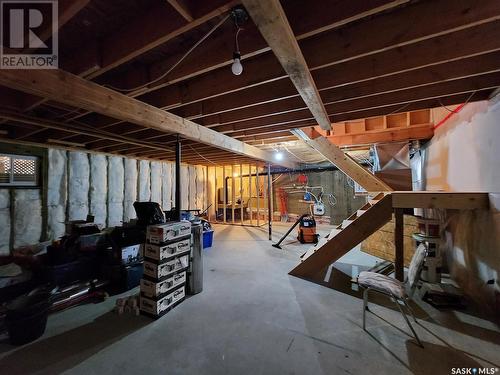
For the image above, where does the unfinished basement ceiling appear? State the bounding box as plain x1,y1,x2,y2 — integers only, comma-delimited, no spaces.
0,0,499,165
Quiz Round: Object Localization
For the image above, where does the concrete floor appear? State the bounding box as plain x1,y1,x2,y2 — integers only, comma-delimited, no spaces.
1,223,499,374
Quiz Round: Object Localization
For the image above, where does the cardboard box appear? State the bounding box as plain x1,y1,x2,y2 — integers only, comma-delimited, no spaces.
144,238,190,262
140,271,186,299
140,286,185,316
143,254,189,280
146,221,191,244
121,244,141,264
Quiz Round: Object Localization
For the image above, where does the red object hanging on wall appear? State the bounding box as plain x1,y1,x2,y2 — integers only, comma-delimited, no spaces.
297,174,308,185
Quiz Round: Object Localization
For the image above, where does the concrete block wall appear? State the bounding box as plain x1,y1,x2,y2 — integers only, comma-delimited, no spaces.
272,170,366,225
1,147,208,255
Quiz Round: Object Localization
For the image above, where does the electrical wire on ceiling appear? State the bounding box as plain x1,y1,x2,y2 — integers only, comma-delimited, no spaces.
187,144,220,166
105,13,231,93
284,145,325,164
438,90,477,113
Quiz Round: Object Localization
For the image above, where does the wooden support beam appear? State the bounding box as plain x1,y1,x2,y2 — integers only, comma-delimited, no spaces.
242,0,331,130
391,192,490,209
292,130,393,192
167,0,194,22
0,70,296,169
0,111,175,154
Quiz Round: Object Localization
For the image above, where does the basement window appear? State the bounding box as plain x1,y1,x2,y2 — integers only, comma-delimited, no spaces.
0,154,39,187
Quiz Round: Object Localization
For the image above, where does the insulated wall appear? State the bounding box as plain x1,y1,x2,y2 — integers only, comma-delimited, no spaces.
0,145,208,253
47,149,67,239
0,190,10,255
411,98,500,313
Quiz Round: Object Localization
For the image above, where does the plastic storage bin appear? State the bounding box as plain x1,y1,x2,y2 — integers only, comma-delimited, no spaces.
203,230,214,249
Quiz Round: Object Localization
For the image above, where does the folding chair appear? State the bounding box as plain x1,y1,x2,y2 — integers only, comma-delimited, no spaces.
356,243,427,347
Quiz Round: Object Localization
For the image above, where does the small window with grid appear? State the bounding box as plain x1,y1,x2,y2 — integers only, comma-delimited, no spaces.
0,154,39,187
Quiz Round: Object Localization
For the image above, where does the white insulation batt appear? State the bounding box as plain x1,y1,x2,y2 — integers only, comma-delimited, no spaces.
108,156,124,227
0,190,10,255
189,165,196,209
138,160,151,202
181,165,189,209
13,189,42,248
47,149,67,240
150,161,162,204
196,165,206,210
89,154,107,226
68,152,90,221
161,162,172,210
123,158,138,222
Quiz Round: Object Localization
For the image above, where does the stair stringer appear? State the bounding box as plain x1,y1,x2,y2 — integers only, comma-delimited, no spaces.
289,194,393,280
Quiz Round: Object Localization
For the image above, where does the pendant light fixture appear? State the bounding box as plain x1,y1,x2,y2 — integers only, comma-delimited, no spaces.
230,7,248,76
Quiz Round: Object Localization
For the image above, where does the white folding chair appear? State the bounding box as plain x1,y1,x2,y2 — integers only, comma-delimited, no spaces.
356,243,427,347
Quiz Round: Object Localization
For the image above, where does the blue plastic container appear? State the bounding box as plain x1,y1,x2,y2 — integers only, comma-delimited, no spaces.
203,230,214,249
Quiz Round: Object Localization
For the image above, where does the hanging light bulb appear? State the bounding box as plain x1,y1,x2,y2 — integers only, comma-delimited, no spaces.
230,7,247,76
274,151,284,161
231,51,243,75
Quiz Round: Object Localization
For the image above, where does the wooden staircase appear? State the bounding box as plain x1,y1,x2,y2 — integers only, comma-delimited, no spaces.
289,193,393,280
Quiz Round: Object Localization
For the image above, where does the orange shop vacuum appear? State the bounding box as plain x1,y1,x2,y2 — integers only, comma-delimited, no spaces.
272,214,319,249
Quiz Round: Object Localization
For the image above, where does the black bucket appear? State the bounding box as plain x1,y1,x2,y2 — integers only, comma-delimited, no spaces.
6,291,52,345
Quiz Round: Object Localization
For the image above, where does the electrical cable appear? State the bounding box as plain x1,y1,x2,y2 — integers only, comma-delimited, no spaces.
187,144,219,165
105,14,231,93
438,90,477,113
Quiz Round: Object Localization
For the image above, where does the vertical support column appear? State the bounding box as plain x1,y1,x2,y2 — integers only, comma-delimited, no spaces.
267,164,272,240
222,166,226,223
174,136,181,221
240,163,243,225
231,165,235,224
394,208,404,281
256,167,260,227
248,164,253,226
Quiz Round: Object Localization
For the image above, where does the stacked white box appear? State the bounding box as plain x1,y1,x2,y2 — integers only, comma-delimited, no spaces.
140,221,191,318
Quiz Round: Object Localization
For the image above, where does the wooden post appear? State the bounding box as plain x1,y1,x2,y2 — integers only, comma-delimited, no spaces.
248,164,253,226
222,166,226,224
256,167,260,226
240,163,243,225
231,165,235,224
394,208,404,281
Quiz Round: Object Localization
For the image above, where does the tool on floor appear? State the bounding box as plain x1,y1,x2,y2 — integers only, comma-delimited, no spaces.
272,214,319,249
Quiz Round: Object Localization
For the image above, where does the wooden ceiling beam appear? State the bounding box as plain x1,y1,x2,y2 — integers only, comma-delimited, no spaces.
20,1,239,112
206,72,500,133
88,1,404,108
124,0,500,110
176,51,500,122
137,19,500,116
0,69,296,168
0,112,177,154
332,90,492,123
236,0,329,129
57,0,419,123
66,1,238,79
167,0,194,22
